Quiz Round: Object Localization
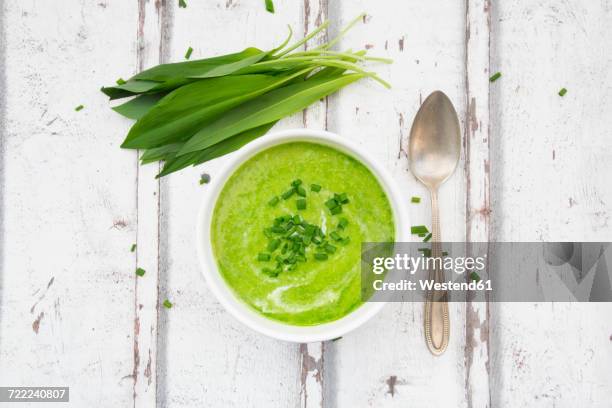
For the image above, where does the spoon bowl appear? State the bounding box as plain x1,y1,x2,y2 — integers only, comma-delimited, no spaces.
409,91,461,189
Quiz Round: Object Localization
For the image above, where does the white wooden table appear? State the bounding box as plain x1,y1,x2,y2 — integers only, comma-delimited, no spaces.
1,1,611,407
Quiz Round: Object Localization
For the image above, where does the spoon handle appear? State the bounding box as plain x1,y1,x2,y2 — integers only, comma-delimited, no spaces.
424,189,450,355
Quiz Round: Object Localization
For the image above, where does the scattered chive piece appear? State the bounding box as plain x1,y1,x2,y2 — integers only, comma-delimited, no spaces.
442,251,448,256
130,244,137,252
340,237,351,245
410,225,429,235
116,78,127,85
135,267,146,277
418,233,426,238
338,218,349,229
258,253,271,261
470,271,481,282
423,233,432,242
265,0,275,13
296,199,307,210
325,199,337,209
411,196,421,203
185,46,193,60
330,231,341,241
163,299,173,308
336,193,349,204
558,88,567,97
310,184,321,192
291,179,302,187
281,189,295,200
199,173,211,185
296,186,307,197
489,72,501,82
332,336,343,342
418,248,432,257
178,0,187,8
268,239,280,252
330,206,342,215
324,244,337,254
314,253,328,261
75,104,84,112
268,196,279,206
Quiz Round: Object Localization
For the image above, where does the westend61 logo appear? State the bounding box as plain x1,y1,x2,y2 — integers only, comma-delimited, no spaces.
361,242,612,302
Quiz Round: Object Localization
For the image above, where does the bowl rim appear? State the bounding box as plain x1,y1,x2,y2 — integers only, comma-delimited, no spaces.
196,128,409,342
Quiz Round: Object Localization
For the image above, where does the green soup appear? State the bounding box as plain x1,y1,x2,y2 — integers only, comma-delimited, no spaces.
211,142,394,325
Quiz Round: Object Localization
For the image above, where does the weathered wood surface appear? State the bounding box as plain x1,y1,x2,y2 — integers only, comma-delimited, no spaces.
0,0,611,407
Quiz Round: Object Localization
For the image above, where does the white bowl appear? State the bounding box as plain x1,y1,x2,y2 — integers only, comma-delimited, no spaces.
196,129,409,342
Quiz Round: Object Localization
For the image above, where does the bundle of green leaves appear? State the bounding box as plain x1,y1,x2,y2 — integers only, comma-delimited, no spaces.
102,14,391,177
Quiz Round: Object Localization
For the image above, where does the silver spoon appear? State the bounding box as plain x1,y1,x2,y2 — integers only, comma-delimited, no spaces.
408,91,461,355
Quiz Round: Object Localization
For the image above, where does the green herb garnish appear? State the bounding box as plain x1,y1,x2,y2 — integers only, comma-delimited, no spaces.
281,189,295,200
185,46,193,60
423,233,432,242
338,218,349,229
265,0,275,13
558,88,567,97
411,196,421,203
178,0,187,8
296,198,306,210
116,78,127,85
410,225,429,235
258,253,271,261
310,184,321,192
163,299,173,308
314,253,328,261
489,72,501,82
199,173,211,184
470,271,481,282
268,196,279,206
75,105,84,112
136,267,146,277
130,244,137,252
102,15,391,178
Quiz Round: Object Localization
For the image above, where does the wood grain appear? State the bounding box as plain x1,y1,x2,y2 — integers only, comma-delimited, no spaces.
464,0,492,407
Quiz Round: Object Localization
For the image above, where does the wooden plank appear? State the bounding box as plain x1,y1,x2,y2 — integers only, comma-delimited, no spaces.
488,0,612,405
132,1,167,406
155,1,304,407
299,1,328,407
0,0,138,405
464,0,492,407
323,1,469,406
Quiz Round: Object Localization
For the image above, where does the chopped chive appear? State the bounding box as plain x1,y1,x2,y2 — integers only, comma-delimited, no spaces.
293,215,303,224
257,253,271,261
130,244,137,252
418,248,432,257
442,251,448,256
135,267,146,277
330,231,341,241
489,72,501,82
271,226,285,233
163,299,173,309
558,87,567,97
314,253,328,261
116,78,127,85
312,236,322,244
336,193,349,204
310,184,321,192
291,179,302,187
199,173,211,185
332,336,342,342
185,46,193,60
411,196,421,203
265,0,275,13
418,233,426,238
268,196,279,206
410,225,429,235
268,239,280,252
324,244,336,254
296,186,307,197
423,233,432,242
330,206,342,215
325,198,337,209
75,104,84,112
338,218,349,229
340,237,351,245
178,0,187,8
262,267,279,277
470,271,481,282
296,199,307,210
281,188,295,200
